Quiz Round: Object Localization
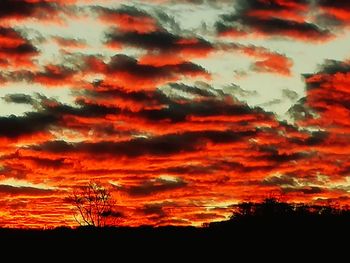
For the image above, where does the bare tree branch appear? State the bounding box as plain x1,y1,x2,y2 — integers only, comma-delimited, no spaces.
68,181,122,227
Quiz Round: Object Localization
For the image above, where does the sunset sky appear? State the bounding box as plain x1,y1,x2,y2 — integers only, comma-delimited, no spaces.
1,0,350,228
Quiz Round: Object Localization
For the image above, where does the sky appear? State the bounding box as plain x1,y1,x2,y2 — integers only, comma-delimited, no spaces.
0,0,350,228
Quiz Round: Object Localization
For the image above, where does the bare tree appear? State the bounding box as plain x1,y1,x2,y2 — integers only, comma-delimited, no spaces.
69,181,121,227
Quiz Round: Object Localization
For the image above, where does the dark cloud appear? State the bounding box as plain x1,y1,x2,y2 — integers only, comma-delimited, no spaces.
142,203,167,217
0,42,37,56
232,0,310,15
262,174,298,187
0,0,57,21
0,27,23,41
259,145,308,162
16,154,67,169
164,164,215,175
217,16,331,40
291,131,328,146
0,27,38,67
167,83,217,98
95,5,152,20
30,130,257,156
315,196,350,204
35,64,77,85
315,59,350,75
35,158,66,169
42,98,121,118
251,18,328,38
0,184,55,196
139,98,271,123
282,89,299,101
31,140,73,153
287,98,316,121
105,30,213,53
317,0,350,25
0,164,28,179
318,0,350,9
106,54,208,85
226,84,258,98
216,0,332,41
263,175,327,195
0,112,57,139
154,10,181,33
0,92,123,138
0,92,127,139
194,213,225,220
102,7,214,62
3,94,34,105
315,13,344,28
88,81,172,105
125,177,187,196
165,0,231,5
283,186,325,194
220,161,275,176
0,70,34,83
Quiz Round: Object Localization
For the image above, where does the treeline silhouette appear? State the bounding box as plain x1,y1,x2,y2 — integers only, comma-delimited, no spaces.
209,198,350,228
2,199,350,246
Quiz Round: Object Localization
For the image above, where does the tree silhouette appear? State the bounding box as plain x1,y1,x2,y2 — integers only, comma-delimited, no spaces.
228,197,350,223
69,181,121,227
231,198,300,220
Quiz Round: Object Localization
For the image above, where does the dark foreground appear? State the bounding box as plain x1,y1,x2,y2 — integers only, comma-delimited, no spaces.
0,220,348,256
2,215,350,245
2,199,349,252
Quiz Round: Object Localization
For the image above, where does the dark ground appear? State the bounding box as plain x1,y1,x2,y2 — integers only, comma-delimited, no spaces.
1,199,348,254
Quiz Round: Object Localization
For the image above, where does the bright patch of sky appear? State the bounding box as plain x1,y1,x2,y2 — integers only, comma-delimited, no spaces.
1,1,349,122
0,178,56,190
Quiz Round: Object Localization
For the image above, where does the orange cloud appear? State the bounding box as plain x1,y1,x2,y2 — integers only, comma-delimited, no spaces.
99,11,159,33
0,27,38,69
241,46,293,76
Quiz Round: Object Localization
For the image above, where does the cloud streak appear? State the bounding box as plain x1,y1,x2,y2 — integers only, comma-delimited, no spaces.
216,0,333,41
